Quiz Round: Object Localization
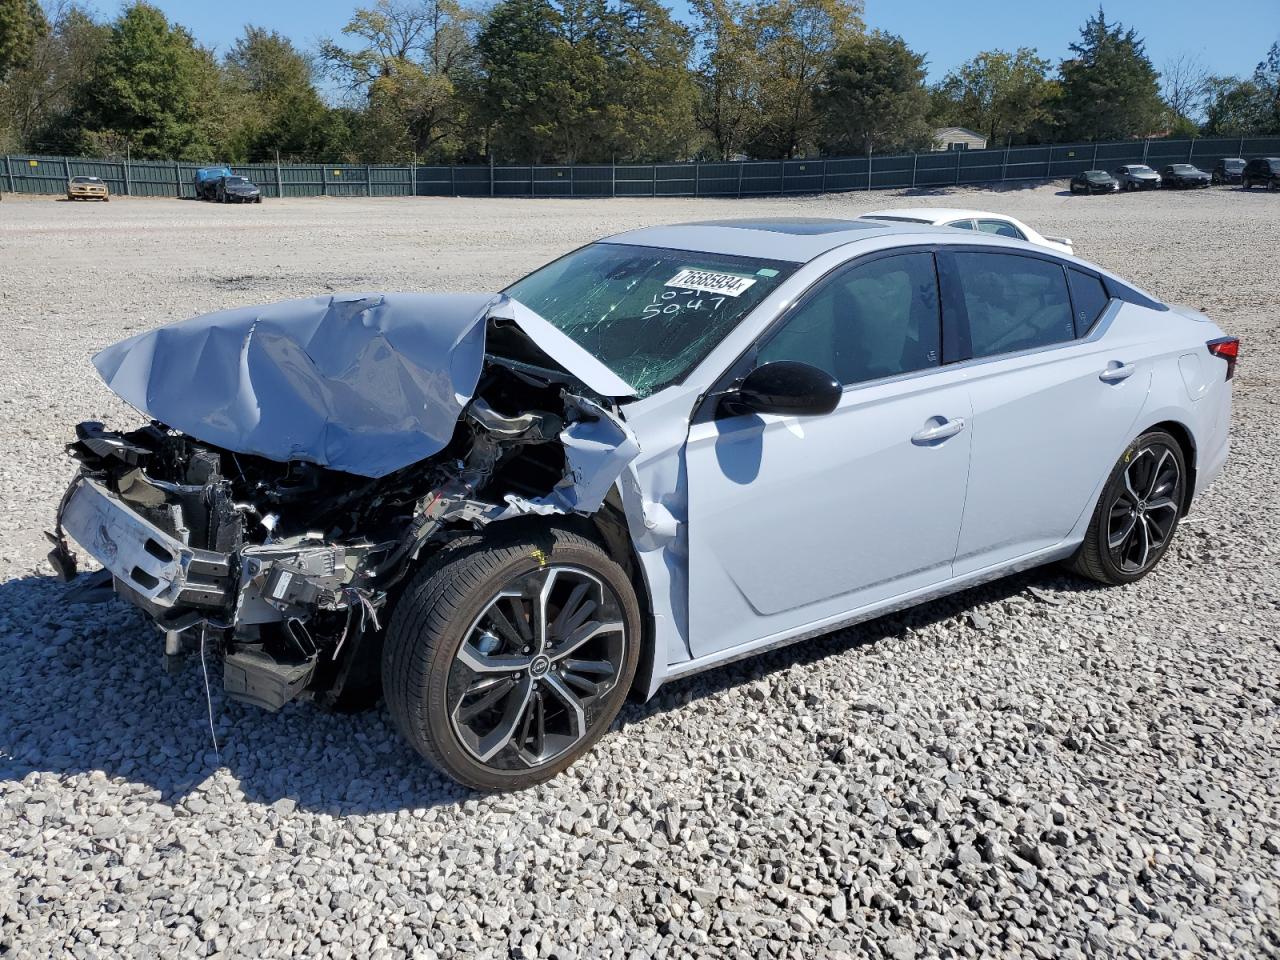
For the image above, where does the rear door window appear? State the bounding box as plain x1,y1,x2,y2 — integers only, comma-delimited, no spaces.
1067,269,1111,336
946,219,976,230
949,252,1075,358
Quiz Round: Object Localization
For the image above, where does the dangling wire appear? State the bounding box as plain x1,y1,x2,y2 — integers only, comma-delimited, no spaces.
199,624,221,762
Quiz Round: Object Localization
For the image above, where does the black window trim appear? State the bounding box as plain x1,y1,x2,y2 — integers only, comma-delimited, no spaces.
691,241,1160,423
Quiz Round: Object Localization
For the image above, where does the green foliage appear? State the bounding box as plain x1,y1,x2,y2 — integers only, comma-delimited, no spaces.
226,27,347,161
746,0,863,158
688,0,761,160
1056,8,1164,141
2,0,1273,167
818,30,932,155
932,48,1057,145
0,0,46,80
475,0,693,163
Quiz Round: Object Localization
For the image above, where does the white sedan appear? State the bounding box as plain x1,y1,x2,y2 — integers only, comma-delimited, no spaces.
859,207,1074,255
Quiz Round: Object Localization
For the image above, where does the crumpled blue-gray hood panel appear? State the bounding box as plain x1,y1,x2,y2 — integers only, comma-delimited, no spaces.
93,292,494,478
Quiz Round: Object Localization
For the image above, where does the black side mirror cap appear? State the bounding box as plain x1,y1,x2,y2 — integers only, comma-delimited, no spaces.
720,360,842,418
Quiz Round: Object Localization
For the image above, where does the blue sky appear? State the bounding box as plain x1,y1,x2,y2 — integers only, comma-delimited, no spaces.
82,0,1280,94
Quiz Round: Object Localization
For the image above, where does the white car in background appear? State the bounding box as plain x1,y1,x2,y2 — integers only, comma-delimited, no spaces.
859,208,1074,256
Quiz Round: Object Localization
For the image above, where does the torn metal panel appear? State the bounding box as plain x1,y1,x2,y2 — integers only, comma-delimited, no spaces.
92,292,495,478
497,395,641,517
487,296,636,399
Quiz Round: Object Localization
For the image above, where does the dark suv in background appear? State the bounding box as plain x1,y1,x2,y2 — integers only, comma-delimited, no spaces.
1212,158,1245,184
1160,164,1211,189
1241,158,1280,190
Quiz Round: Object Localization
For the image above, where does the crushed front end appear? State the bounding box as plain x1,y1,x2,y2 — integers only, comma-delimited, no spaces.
50,366,635,712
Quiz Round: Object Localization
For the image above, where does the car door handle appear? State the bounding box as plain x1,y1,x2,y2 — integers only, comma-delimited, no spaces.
911,417,966,444
1099,362,1136,383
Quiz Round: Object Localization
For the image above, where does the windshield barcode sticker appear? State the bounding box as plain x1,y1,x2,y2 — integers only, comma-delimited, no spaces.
665,268,756,297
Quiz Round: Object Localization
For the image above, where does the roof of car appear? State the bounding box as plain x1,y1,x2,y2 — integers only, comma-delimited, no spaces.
606,217,943,263
859,207,1013,225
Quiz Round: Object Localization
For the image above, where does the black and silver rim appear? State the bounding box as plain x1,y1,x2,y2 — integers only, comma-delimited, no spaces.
447,566,626,770
1107,445,1181,573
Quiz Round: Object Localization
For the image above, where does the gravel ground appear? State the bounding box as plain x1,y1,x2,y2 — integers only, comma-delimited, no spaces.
0,184,1277,959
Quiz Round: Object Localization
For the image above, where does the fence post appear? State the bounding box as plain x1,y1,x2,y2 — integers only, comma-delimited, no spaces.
694,162,700,198
1091,143,1098,169
450,164,456,197
570,163,575,198
3,155,11,194
912,151,918,188
956,149,962,185
820,159,828,195
321,166,327,196
276,159,283,199
737,161,744,198
652,164,656,198
64,156,71,187
611,160,616,198
122,158,131,196
489,156,494,198
365,163,372,197
1141,139,1149,163
1000,145,1008,183
1238,135,1244,156
866,146,873,191
1187,139,1195,161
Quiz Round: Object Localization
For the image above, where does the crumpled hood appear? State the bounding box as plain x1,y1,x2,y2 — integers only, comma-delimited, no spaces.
92,292,634,478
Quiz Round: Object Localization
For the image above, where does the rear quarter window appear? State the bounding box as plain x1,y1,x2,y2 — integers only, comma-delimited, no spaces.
1067,269,1111,336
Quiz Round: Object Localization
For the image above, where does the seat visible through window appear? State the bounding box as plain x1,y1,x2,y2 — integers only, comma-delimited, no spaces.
951,252,1074,358
757,252,941,385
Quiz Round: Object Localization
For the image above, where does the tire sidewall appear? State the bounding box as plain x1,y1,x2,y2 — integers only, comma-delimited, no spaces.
1091,432,1187,584
395,532,642,791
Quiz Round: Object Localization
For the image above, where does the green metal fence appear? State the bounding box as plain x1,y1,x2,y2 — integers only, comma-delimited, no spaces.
3,136,1278,200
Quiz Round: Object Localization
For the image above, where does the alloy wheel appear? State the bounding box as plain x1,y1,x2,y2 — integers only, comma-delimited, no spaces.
447,566,626,770
1106,444,1182,573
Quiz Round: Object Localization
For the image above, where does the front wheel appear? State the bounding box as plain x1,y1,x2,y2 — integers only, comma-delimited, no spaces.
383,525,640,791
1069,431,1186,585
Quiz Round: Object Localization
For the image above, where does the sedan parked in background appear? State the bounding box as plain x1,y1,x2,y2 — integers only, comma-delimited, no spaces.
216,176,263,203
1161,164,1211,189
1211,158,1246,185
51,217,1234,790
859,208,1073,255
1241,157,1280,190
66,176,109,201
1115,164,1161,190
1069,170,1120,194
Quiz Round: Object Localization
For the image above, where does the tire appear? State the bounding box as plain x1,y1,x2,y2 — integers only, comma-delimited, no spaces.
383,524,641,791
1068,430,1187,586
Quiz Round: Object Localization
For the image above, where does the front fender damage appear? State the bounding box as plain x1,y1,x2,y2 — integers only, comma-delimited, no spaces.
50,292,641,711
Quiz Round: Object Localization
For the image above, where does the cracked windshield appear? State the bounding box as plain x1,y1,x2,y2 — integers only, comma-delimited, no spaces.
506,242,796,396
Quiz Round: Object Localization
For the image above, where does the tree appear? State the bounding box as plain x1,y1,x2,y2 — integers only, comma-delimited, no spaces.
818,30,931,156
322,0,475,160
600,0,696,161
1056,8,1164,140
224,27,343,161
0,2,107,152
0,0,46,80
689,0,762,159
62,2,224,159
1160,52,1208,128
1251,40,1280,133
746,0,862,158
932,48,1055,145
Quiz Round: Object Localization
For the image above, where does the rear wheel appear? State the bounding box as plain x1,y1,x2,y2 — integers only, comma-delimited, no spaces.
383,525,640,791
1069,431,1186,585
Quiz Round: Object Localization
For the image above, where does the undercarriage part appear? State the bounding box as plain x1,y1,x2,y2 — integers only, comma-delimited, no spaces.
223,647,316,711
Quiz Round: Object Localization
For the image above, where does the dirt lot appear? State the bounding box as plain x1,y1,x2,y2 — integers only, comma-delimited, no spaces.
0,186,1277,959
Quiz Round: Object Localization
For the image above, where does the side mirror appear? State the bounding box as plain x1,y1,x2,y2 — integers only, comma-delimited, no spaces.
721,361,842,418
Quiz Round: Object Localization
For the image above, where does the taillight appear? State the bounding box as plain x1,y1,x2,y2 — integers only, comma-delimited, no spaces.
1206,337,1239,380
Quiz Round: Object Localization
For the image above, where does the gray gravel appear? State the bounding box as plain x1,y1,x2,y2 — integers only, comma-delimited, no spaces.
1,185,1278,959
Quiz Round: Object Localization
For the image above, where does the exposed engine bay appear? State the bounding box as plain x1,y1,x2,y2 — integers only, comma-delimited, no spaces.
49,295,641,712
